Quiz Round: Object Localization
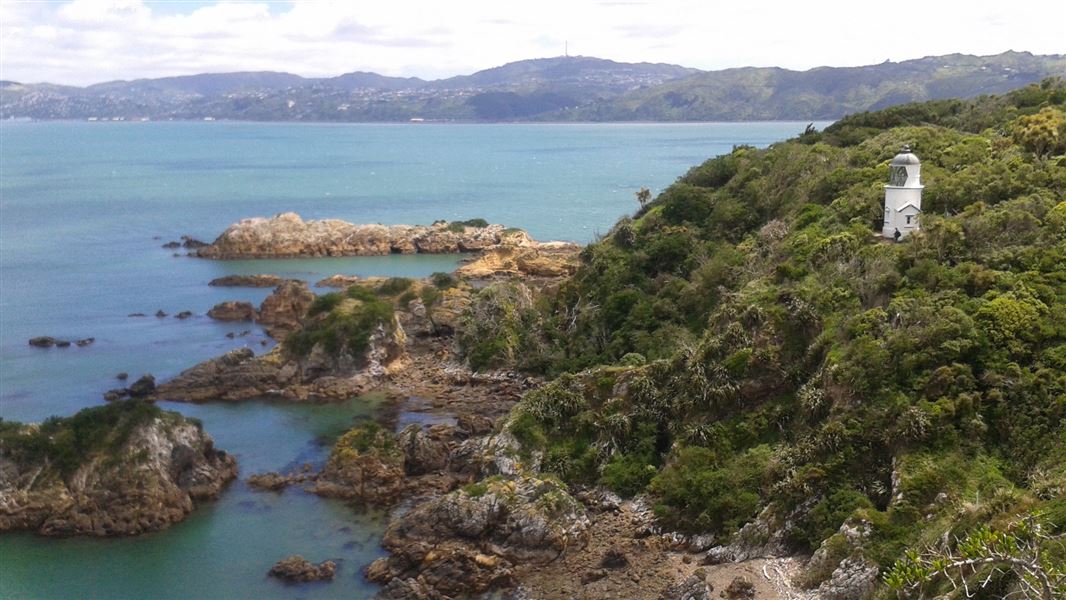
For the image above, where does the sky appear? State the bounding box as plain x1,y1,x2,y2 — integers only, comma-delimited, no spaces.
1,0,1064,86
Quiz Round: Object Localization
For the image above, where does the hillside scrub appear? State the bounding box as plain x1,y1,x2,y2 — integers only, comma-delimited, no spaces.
285,286,396,357
461,79,1066,597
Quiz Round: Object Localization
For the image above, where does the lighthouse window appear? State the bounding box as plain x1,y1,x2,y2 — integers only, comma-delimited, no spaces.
906,215,912,224
889,166,908,186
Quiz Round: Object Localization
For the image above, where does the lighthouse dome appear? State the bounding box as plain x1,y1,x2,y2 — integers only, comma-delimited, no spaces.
890,145,920,166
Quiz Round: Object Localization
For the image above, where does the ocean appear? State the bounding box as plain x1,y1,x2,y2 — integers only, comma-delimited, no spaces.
0,120,828,599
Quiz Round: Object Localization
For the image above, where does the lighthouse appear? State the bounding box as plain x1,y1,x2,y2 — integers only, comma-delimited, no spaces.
882,145,923,241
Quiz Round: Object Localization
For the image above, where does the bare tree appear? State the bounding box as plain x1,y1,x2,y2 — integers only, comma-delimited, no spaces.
635,187,651,210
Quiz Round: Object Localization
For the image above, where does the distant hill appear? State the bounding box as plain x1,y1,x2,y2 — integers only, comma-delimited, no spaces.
549,51,1066,121
2,52,1064,122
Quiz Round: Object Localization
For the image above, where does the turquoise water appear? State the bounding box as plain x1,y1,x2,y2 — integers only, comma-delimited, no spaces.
0,121,827,599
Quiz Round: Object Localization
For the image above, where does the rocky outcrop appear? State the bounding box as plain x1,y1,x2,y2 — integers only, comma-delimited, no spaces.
207,301,258,321
28,336,95,348
153,347,285,402
456,242,581,279
257,280,314,338
196,213,538,259
208,274,286,287
307,424,406,504
154,309,406,403
0,401,236,537
315,275,361,288
366,475,589,596
268,555,337,582
813,556,879,600
661,573,714,600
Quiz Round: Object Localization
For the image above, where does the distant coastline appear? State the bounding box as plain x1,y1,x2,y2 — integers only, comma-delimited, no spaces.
4,51,1063,123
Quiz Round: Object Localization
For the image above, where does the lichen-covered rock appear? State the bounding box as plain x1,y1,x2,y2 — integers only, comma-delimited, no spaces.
207,301,257,321
814,556,880,600
374,577,446,600
154,347,287,402
660,573,713,600
367,475,589,595
307,423,406,504
398,424,450,475
0,401,236,537
257,280,314,338
315,274,361,288
268,555,337,582
196,213,538,259
456,243,580,279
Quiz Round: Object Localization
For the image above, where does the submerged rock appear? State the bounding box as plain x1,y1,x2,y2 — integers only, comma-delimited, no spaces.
0,401,237,537
268,555,337,582
28,337,57,348
174,311,193,319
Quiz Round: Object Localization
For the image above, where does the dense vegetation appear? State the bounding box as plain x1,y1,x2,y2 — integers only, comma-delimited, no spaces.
467,79,1066,596
0,400,185,476
285,286,396,357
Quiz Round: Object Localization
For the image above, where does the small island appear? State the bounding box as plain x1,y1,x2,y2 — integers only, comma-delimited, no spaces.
0,401,236,536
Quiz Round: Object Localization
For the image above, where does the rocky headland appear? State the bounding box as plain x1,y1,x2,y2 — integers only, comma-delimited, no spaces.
0,400,236,537
195,213,538,259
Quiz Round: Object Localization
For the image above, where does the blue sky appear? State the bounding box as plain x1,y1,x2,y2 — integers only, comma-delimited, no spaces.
2,0,1064,86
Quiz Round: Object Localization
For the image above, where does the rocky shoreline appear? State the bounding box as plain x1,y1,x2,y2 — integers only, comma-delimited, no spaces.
195,213,540,259
5,218,833,599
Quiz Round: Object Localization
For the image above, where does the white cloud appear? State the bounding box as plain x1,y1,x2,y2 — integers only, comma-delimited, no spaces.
1,0,1063,85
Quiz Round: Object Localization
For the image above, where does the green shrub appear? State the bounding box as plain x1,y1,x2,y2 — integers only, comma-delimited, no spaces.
286,290,395,357
376,277,414,296
430,272,457,289
0,400,171,476
651,445,772,534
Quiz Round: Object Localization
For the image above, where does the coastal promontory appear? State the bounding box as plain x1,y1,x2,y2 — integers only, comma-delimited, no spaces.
0,400,237,536
196,213,537,259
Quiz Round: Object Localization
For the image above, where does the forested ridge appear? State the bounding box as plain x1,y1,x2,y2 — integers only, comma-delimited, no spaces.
460,79,1066,597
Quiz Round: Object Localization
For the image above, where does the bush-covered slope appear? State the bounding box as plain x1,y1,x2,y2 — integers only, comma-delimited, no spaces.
464,79,1066,597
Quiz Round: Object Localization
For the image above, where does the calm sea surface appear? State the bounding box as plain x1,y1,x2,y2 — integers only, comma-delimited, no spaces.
0,121,827,599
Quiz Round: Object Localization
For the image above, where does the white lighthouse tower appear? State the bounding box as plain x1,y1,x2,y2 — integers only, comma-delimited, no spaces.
882,145,923,241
